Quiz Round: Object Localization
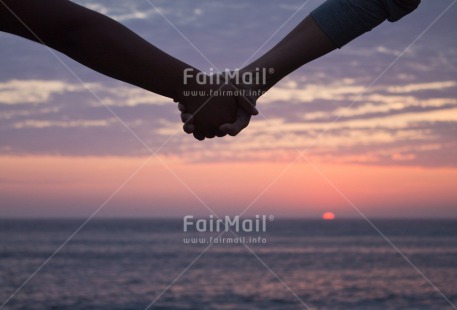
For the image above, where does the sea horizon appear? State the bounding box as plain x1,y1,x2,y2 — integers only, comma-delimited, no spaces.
2,218,456,309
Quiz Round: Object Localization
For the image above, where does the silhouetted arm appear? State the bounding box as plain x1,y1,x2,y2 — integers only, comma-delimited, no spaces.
240,0,421,98
0,0,258,138
0,0,195,100
216,0,421,136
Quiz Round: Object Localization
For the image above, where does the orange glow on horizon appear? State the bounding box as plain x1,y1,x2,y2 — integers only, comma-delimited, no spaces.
322,212,336,220
1,156,457,218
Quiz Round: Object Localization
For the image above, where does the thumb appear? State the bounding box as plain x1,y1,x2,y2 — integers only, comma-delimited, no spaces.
238,95,258,116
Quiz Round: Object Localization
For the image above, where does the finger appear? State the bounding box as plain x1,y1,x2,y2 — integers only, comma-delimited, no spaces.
219,122,242,136
215,130,227,138
178,103,186,112
183,123,195,134
193,132,205,141
219,108,251,136
205,132,216,139
181,113,194,123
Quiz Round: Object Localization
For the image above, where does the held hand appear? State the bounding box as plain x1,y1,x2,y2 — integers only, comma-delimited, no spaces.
178,79,259,140
177,82,248,140
219,93,257,136
179,94,257,138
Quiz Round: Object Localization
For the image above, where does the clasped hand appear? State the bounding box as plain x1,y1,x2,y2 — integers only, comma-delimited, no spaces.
175,74,258,141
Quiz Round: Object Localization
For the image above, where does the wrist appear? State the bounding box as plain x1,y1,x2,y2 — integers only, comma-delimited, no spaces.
217,69,262,102
175,70,208,103
237,67,272,99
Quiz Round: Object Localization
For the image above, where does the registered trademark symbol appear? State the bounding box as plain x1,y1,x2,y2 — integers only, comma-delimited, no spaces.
269,215,275,221
269,68,274,74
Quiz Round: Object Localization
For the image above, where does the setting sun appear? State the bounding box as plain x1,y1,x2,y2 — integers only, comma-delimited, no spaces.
322,212,336,220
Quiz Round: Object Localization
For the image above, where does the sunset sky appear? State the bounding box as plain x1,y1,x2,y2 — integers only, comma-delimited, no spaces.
0,0,456,218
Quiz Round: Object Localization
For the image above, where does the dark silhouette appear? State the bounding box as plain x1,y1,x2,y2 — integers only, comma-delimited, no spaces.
0,0,257,139
181,0,421,139
0,0,420,141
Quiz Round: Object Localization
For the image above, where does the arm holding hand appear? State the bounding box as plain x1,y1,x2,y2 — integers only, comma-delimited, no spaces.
0,0,248,137
182,0,421,137
0,0,188,99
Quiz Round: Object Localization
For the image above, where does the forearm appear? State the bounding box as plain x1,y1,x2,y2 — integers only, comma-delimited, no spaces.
241,15,334,95
241,0,420,98
60,17,194,100
0,0,194,100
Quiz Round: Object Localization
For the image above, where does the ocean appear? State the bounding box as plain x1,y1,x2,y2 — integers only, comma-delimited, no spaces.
1,219,456,309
